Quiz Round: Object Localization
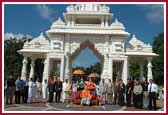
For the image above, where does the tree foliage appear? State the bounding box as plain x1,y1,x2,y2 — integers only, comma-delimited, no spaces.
129,61,140,80
152,32,164,85
72,62,102,76
4,37,31,80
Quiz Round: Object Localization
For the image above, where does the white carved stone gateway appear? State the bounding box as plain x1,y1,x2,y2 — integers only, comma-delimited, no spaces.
18,4,158,84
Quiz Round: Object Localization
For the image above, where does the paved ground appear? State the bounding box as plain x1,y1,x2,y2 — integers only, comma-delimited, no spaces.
4,100,164,111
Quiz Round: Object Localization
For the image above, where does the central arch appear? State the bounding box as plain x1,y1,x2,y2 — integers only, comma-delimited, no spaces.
70,40,104,62
69,40,104,79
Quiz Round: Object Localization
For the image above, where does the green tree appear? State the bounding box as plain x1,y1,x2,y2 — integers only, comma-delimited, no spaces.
4,37,31,80
129,61,140,80
152,32,164,85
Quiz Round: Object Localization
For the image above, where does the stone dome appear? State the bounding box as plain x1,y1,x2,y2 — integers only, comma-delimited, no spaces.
110,19,125,30
51,17,65,28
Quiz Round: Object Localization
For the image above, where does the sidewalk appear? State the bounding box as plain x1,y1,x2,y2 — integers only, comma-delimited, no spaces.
4,100,164,111
124,100,164,111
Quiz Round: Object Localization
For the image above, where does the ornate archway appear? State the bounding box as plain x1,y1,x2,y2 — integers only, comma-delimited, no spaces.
68,40,104,79
70,40,104,62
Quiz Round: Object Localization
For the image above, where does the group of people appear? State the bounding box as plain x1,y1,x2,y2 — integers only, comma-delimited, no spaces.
5,75,158,110
5,76,48,104
111,78,158,110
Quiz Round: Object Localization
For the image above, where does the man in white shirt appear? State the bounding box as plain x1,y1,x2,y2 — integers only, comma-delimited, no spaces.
42,79,48,102
62,79,69,103
99,78,107,104
148,79,158,110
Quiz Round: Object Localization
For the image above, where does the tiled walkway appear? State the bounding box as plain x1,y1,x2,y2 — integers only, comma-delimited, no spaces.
4,100,164,112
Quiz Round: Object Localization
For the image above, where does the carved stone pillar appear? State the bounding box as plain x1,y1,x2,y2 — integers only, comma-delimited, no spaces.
71,16,75,26
147,57,153,82
105,17,108,27
29,58,35,79
67,16,71,26
122,57,128,84
42,57,49,83
140,62,144,81
60,55,65,81
101,54,109,82
101,17,105,27
64,53,70,81
108,57,113,81
21,57,28,80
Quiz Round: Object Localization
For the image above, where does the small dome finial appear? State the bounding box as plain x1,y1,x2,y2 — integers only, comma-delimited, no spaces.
115,18,119,23
132,34,136,39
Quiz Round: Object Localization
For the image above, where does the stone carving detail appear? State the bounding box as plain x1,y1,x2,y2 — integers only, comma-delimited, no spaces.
126,35,152,53
23,33,50,50
66,4,110,13
51,40,62,51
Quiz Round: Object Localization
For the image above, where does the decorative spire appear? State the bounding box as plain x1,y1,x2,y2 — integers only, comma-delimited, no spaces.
40,32,43,36
110,18,125,30
57,17,61,22
132,34,136,39
52,17,65,26
115,18,119,23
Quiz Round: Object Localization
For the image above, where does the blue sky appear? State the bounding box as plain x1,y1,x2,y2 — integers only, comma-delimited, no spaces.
4,4,164,68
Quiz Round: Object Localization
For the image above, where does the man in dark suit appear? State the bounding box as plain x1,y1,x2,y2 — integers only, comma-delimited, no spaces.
6,75,15,104
54,77,62,103
48,77,54,103
15,76,22,104
126,79,132,107
118,79,125,106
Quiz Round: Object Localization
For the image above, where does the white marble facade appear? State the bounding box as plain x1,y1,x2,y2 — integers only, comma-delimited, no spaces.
18,4,158,84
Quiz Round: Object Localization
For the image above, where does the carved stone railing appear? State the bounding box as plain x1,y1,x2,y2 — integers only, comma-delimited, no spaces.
126,47,152,53
74,24,101,28
23,43,50,50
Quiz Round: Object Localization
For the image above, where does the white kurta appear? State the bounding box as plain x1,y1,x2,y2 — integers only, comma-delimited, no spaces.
36,81,42,92
62,82,69,101
42,82,48,99
99,82,107,94
27,81,34,103
28,81,34,98
33,82,37,99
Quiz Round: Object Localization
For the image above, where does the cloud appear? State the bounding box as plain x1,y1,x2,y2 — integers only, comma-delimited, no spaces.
4,33,32,40
138,4,164,24
36,5,54,21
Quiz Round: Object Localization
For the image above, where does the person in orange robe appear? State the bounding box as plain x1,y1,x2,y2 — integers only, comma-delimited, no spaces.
80,87,92,105
86,78,96,90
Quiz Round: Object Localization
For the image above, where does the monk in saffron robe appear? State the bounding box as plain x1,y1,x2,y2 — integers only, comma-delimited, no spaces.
80,87,92,105
86,78,96,95
86,78,96,90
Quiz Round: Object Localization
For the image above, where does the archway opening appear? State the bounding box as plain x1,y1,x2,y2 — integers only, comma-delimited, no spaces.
70,41,103,84
113,61,123,81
